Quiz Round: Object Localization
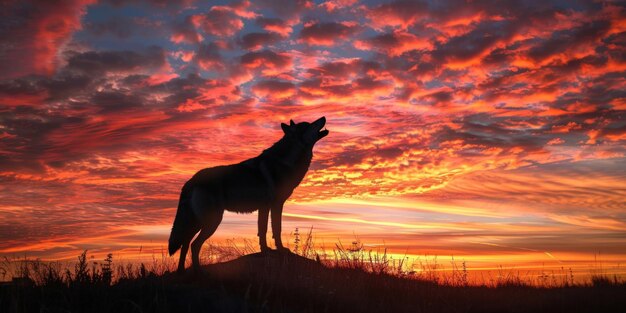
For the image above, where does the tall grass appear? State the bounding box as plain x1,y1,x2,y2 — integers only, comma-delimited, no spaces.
193,230,625,288
2,232,624,313
0,249,180,288
1,231,624,288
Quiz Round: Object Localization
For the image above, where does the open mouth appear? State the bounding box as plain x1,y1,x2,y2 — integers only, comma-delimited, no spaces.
314,116,329,140
318,128,329,139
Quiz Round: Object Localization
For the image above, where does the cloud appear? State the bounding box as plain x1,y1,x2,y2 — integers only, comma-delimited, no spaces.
170,15,203,44
90,90,146,113
1,0,626,267
307,58,382,80
194,43,224,70
0,0,96,79
528,20,611,62
355,31,432,56
240,50,293,75
318,0,358,12
255,0,312,20
255,17,293,36
194,5,245,37
432,20,519,65
102,0,194,7
547,214,626,231
252,80,296,99
65,46,167,75
298,76,393,101
299,22,360,46
239,32,284,50
366,0,428,29
428,158,626,223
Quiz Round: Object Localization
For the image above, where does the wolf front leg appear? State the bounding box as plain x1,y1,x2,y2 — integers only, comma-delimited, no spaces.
271,202,289,252
258,207,270,252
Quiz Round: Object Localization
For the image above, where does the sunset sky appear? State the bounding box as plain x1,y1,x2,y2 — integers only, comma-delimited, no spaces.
1,0,625,276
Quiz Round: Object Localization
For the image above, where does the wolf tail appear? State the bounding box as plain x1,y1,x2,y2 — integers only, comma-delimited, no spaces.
168,182,197,256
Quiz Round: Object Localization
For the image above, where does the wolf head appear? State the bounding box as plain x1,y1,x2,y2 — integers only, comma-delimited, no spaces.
281,116,329,148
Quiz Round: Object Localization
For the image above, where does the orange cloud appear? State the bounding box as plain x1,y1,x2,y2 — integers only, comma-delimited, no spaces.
355,31,432,56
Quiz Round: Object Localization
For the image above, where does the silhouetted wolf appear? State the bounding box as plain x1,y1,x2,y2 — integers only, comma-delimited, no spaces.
168,117,329,272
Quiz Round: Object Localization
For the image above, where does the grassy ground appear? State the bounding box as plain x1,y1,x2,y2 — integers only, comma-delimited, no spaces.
1,250,625,313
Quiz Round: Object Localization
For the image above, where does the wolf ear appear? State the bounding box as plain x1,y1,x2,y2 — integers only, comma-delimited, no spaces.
281,123,291,133
290,119,295,126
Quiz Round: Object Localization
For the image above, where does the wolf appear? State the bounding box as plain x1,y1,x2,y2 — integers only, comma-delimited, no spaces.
168,116,329,272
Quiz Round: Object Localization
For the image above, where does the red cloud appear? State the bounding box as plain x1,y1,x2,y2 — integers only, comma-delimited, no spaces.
550,122,583,134
355,31,432,56
194,5,245,37
228,0,258,19
366,0,428,30
299,22,360,46
431,19,519,68
240,50,293,73
299,76,393,102
252,80,296,99
318,0,358,12
527,20,611,63
308,58,381,80
2,0,626,265
0,0,96,79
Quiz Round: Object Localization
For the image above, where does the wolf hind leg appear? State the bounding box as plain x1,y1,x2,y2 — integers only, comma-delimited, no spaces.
191,211,223,271
177,242,189,273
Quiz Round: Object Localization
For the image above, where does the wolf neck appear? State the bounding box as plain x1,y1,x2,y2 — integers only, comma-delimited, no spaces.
261,137,312,167
258,137,313,190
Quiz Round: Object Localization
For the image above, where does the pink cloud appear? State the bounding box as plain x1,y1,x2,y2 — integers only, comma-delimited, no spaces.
318,0,358,12
170,15,203,44
194,5,245,37
239,32,285,50
255,17,294,36
240,50,293,76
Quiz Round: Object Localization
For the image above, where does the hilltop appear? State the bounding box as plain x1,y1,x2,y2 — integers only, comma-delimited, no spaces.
1,251,625,313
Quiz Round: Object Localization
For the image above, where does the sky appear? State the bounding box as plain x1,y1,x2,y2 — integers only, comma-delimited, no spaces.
0,0,625,276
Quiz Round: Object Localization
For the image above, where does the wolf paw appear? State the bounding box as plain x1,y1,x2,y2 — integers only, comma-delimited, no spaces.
192,266,208,276
275,246,291,254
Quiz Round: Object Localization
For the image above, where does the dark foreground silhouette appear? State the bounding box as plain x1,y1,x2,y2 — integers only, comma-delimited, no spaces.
169,117,329,273
2,252,625,313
